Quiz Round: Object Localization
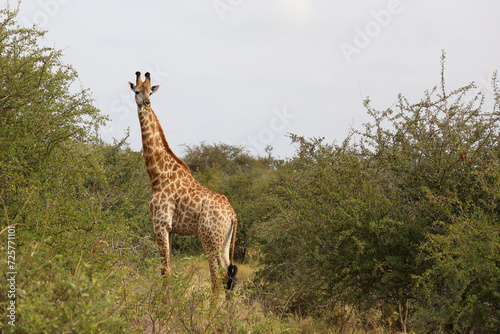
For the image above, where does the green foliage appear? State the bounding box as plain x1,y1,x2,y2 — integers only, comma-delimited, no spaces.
256,53,500,332
0,6,106,208
360,54,500,332
256,135,406,316
4,249,130,333
0,7,150,332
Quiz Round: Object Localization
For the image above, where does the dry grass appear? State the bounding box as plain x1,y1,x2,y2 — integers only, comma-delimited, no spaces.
173,256,257,290
127,256,287,333
127,256,409,334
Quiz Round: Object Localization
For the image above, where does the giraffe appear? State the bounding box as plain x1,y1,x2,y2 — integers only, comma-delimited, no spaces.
128,71,238,296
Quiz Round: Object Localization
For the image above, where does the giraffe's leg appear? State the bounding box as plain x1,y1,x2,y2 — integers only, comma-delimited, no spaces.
164,231,172,304
154,226,171,276
208,252,222,295
158,230,172,277
150,198,174,305
154,227,172,304
200,235,224,298
149,199,174,276
155,231,167,275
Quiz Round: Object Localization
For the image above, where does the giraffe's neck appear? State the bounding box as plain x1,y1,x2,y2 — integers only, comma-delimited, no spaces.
138,105,191,189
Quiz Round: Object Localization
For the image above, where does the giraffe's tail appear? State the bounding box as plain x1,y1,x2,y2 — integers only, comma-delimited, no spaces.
227,214,238,291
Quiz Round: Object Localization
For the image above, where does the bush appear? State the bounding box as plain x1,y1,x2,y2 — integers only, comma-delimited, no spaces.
3,249,130,333
256,53,500,332
0,7,151,332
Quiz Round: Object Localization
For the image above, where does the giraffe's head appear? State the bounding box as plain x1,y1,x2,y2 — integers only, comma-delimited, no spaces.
129,71,159,108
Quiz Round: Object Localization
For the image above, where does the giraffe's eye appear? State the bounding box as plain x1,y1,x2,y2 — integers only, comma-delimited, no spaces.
135,91,139,95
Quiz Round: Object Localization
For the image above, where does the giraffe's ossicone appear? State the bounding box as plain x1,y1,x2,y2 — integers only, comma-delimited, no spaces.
129,71,238,295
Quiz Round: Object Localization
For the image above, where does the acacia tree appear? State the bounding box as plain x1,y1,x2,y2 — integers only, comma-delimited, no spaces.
256,54,500,332
0,8,148,332
0,6,105,218
360,54,500,331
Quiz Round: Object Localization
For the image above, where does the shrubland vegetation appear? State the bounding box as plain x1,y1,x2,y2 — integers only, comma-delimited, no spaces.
1,6,499,333
256,62,500,331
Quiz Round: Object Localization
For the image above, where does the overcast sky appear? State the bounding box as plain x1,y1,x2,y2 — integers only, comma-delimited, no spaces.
9,0,500,158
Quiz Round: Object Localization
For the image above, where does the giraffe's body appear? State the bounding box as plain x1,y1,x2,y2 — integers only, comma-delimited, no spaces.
129,72,237,294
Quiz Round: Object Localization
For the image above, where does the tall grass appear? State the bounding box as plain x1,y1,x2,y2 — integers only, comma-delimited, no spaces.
125,256,296,333
0,241,415,333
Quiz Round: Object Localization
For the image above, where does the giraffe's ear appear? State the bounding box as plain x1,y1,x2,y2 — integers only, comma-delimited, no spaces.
128,82,136,91
151,85,160,94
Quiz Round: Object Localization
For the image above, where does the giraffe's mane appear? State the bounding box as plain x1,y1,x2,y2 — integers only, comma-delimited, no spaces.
149,107,192,175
